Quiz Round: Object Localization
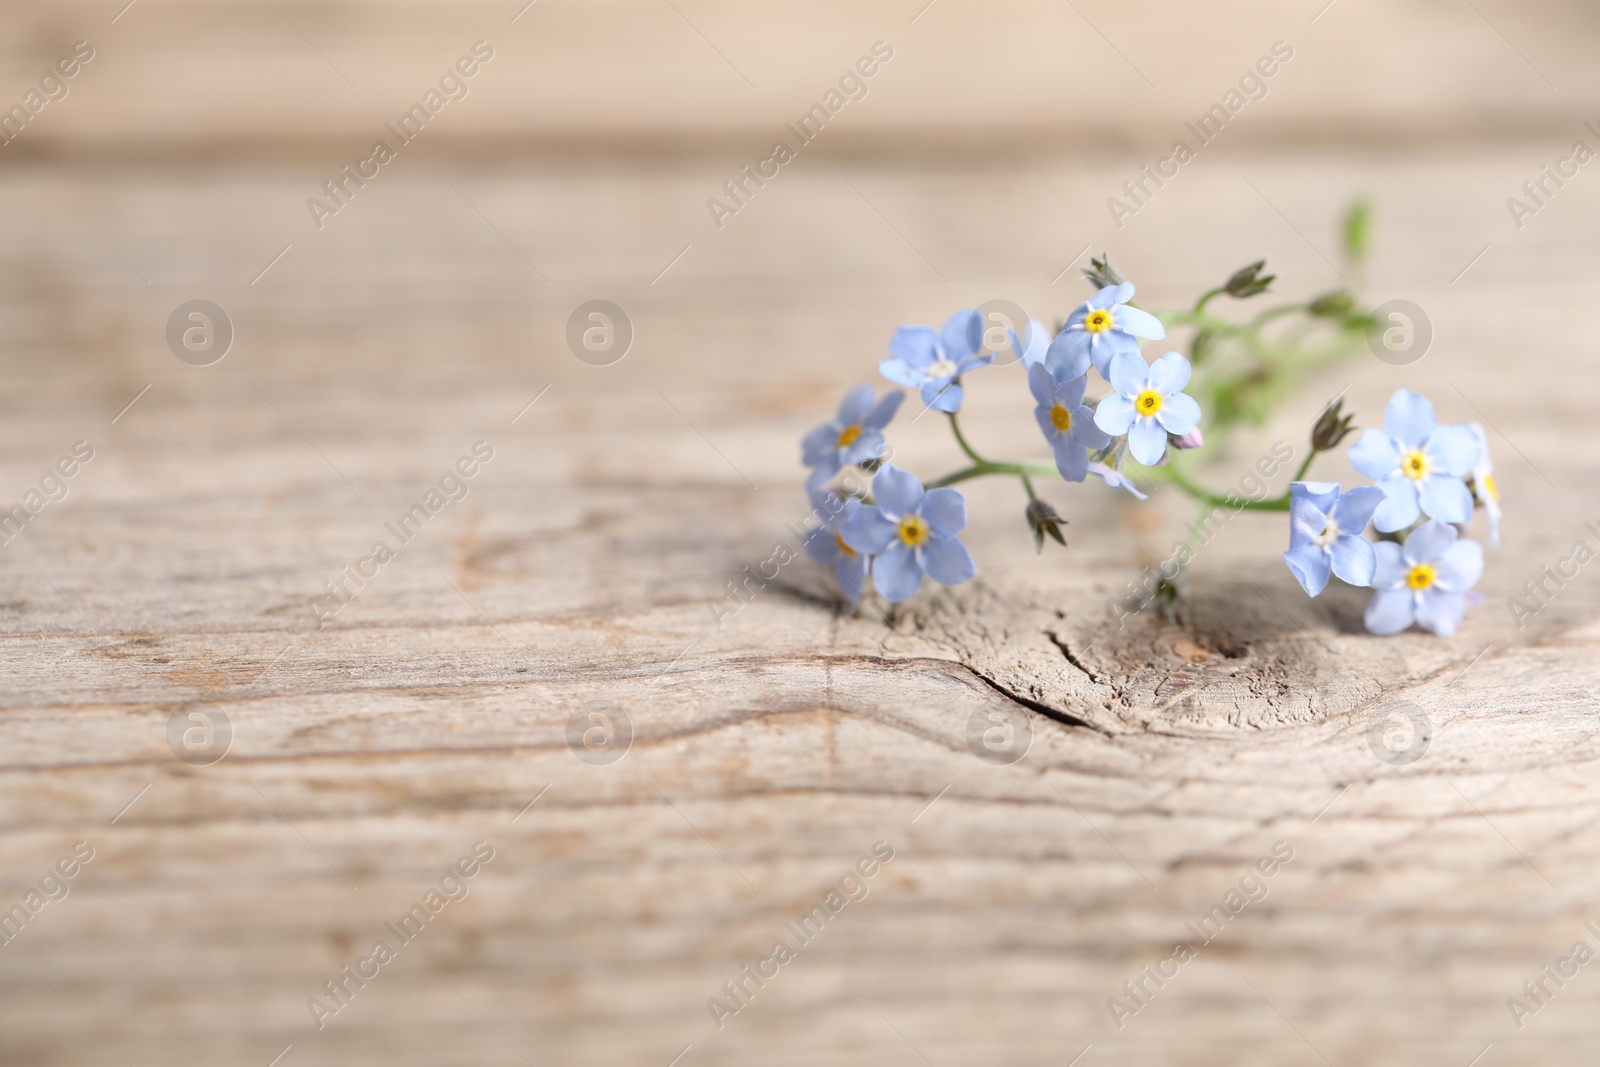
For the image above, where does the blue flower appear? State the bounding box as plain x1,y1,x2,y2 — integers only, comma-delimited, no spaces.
802,490,870,601
1028,364,1110,481
800,384,904,489
1045,282,1166,380
841,464,975,603
1365,519,1483,636
1092,351,1203,467
1468,422,1501,548
1348,390,1480,533
1282,482,1388,596
1016,318,1053,370
878,309,991,413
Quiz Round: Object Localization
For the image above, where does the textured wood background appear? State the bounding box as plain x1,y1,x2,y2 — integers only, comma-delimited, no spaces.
2,1,1598,1064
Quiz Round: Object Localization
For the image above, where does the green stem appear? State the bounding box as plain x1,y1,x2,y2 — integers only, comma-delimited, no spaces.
1158,458,1292,512
946,411,987,465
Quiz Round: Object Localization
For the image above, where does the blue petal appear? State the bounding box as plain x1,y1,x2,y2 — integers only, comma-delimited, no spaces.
865,389,905,430
1027,363,1056,407
921,532,976,587
1107,351,1148,397
837,384,877,425
887,326,939,368
1384,390,1436,450
1287,492,1331,548
1052,436,1090,481
1045,332,1092,381
1155,392,1200,435
1330,534,1378,587
835,553,870,601
1433,538,1484,592
878,358,924,388
1094,393,1136,436
1348,429,1400,481
1372,541,1407,588
1070,403,1111,449
1064,300,1093,326
1088,462,1148,499
1033,404,1061,443
1114,303,1165,340
801,423,839,466
872,464,925,518
1372,478,1421,533
1419,474,1474,524
1059,373,1088,406
920,487,967,536
1127,417,1167,466
803,526,841,565
1414,588,1465,636
1146,352,1191,394
1402,518,1457,565
924,380,963,413
940,308,982,359
1284,543,1332,596
1092,331,1142,378
1427,424,1481,477
873,542,925,603
1291,481,1341,522
841,430,885,466
1365,588,1416,635
1090,282,1134,309
1331,485,1387,533
841,506,897,554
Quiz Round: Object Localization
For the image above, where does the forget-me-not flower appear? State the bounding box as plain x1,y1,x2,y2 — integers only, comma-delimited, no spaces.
841,464,975,603
1028,364,1110,482
802,490,870,601
1092,351,1203,467
1467,422,1501,548
1348,390,1480,533
1046,282,1166,380
1282,481,1387,596
1088,462,1148,500
878,309,991,413
800,384,904,489
1365,519,1483,636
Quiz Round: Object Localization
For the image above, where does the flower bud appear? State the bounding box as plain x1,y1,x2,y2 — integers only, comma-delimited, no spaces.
1308,290,1354,318
1081,253,1125,290
1025,498,1068,554
1311,398,1356,451
1224,260,1274,298
1169,428,1204,451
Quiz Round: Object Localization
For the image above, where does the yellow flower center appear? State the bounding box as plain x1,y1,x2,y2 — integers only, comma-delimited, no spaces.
836,424,862,448
1083,309,1114,333
1405,563,1436,591
1135,389,1163,417
897,515,931,547
835,532,856,556
1400,450,1429,481
1050,404,1073,431
1481,473,1498,501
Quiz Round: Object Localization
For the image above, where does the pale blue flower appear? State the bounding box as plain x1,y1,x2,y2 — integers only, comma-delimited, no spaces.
1348,390,1480,533
1028,364,1109,482
1046,282,1166,380
802,490,870,601
1092,351,1203,466
1468,422,1501,548
1282,482,1387,596
1088,461,1148,500
1365,519,1483,636
1016,318,1052,370
841,464,975,603
800,384,903,489
878,309,991,413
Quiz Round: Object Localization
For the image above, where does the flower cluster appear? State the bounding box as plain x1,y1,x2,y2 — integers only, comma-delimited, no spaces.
1281,390,1497,636
801,283,1202,604
798,237,1502,639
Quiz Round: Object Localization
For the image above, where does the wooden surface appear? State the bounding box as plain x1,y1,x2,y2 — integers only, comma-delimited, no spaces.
3,2,1600,1065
